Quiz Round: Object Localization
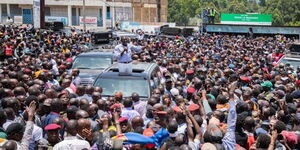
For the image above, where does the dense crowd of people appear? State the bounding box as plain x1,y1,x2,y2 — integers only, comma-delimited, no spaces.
0,24,300,150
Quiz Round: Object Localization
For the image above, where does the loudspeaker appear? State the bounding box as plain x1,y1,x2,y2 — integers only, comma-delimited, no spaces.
182,28,194,37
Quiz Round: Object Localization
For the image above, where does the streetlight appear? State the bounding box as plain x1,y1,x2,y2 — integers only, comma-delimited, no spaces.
83,0,86,32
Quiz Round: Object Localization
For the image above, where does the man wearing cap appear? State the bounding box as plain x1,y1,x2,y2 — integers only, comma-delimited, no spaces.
44,124,61,149
53,120,90,150
114,38,143,74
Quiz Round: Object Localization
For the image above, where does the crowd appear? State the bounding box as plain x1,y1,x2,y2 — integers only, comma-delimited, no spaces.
0,24,300,150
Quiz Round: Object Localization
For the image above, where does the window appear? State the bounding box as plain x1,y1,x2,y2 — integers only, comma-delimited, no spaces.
106,7,110,19
45,7,51,16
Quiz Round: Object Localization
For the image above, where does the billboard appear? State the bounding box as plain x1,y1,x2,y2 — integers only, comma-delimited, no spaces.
33,0,40,28
221,13,272,25
79,17,97,27
45,16,68,25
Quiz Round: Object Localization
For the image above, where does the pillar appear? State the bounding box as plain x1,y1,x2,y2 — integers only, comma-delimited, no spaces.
102,6,107,29
76,7,79,25
68,5,72,26
0,4,2,23
111,6,115,28
7,4,10,17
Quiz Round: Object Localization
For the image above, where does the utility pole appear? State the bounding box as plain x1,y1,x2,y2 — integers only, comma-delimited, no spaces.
83,0,86,32
40,0,45,29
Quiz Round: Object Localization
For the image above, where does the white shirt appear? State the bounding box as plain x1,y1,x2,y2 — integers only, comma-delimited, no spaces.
3,119,14,130
29,125,43,150
53,136,90,150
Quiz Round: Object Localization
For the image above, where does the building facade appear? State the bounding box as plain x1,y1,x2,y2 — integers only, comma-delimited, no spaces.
0,0,168,28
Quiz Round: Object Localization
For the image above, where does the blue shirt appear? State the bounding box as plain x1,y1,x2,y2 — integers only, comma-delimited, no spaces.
114,44,142,63
222,100,237,150
44,112,60,127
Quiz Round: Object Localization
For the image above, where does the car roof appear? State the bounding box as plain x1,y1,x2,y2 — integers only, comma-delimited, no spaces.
77,51,113,57
99,62,157,78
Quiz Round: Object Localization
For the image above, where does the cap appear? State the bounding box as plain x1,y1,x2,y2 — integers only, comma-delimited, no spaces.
240,76,251,82
228,64,235,69
244,57,250,61
66,58,73,63
6,123,24,136
58,65,66,69
296,80,300,84
58,91,69,98
110,103,122,110
44,124,61,131
187,87,196,94
118,117,128,123
188,104,199,111
292,90,300,99
260,81,273,88
156,111,167,115
255,128,267,136
170,88,179,96
186,70,194,74
173,106,182,113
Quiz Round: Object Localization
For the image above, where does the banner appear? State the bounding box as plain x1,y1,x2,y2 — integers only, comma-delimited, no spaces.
45,16,68,25
33,0,40,28
221,13,272,26
14,16,23,24
79,17,97,27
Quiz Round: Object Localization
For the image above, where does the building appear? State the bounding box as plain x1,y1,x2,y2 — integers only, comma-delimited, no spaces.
0,0,168,28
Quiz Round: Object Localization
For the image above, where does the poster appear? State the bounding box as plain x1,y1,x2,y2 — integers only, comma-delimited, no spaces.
221,13,272,26
33,0,40,28
14,16,23,24
45,16,68,25
79,16,97,27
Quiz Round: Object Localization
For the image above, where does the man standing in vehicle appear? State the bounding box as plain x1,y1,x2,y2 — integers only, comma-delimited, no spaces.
114,38,143,74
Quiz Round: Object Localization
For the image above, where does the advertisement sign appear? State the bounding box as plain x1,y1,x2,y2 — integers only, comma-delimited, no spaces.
33,0,40,28
14,16,23,24
221,13,272,25
79,17,97,27
45,16,68,25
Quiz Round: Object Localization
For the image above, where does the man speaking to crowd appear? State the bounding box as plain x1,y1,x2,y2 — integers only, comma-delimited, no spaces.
114,38,143,74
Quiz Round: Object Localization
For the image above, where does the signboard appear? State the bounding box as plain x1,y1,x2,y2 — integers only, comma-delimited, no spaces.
79,17,97,27
33,0,40,28
14,16,23,24
106,20,112,28
221,13,272,25
45,16,68,25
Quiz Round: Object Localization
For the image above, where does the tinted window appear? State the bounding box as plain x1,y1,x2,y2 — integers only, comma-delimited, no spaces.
280,59,300,68
73,57,112,69
94,78,149,97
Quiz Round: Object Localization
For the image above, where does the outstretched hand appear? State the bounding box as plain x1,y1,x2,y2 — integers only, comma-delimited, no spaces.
26,101,36,121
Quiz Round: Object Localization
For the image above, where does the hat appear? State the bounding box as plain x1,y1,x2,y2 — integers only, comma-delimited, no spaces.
186,70,194,74
110,103,122,110
165,78,172,83
228,64,235,69
260,81,273,88
6,123,24,136
206,124,222,138
292,90,300,99
66,58,73,62
44,124,61,131
170,88,179,97
244,57,250,61
187,87,196,94
23,68,32,73
188,104,199,111
262,68,268,71
118,117,128,123
201,143,217,150
281,131,298,145
58,91,69,98
296,80,300,84
173,106,182,113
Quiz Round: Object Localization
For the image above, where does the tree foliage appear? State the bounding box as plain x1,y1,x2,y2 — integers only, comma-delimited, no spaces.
168,0,300,26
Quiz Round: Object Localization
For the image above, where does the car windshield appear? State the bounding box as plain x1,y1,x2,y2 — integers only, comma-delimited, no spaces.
94,78,149,97
280,58,300,68
73,57,111,69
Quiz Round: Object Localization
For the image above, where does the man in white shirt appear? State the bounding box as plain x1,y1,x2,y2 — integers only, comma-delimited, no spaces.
53,120,90,150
